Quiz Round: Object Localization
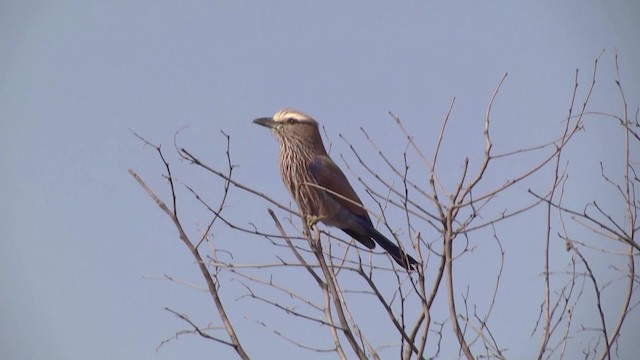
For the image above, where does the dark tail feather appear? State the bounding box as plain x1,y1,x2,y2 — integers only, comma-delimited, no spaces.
342,228,376,249
369,228,418,270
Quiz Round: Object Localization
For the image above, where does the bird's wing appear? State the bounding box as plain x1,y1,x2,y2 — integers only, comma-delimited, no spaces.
308,155,370,220
309,155,417,270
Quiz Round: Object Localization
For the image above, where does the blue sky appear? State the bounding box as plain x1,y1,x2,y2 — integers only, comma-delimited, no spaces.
2,1,639,359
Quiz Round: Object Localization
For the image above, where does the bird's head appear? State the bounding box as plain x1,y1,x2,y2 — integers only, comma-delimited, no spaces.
253,109,321,145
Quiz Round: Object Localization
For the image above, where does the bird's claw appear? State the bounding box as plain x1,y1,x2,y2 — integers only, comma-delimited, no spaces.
305,215,325,228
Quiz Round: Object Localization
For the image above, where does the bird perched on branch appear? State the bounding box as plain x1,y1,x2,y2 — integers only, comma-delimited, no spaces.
253,109,418,270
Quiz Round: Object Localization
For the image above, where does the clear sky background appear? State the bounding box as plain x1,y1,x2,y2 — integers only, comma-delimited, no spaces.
2,1,639,359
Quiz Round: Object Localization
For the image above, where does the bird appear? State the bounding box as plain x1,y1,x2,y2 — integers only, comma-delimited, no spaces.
253,109,418,270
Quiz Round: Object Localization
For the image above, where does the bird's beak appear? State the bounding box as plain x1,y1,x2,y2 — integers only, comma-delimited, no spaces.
253,117,277,128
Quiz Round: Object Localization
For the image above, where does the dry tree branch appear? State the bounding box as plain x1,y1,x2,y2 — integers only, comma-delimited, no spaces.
433,73,508,360
356,266,424,359
311,226,369,359
250,318,336,353
328,262,381,360
268,207,366,359
180,148,296,217
238,282,336,327
267,209,321,279
431,97,457,198
266,209,355,359
598,51,637,360
128,133,250,360
537,51,602,359
572,247,610,360
338,136,441,227
163,307,235,347
231,270,323,313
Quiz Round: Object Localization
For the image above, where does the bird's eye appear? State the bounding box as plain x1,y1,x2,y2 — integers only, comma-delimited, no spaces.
287,118,296,124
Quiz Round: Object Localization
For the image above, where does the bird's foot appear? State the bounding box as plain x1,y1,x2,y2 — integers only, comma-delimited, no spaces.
305,215,326,228
303,215,324,247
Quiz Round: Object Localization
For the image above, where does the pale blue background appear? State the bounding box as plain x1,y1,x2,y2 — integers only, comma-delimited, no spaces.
2,1,639,359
